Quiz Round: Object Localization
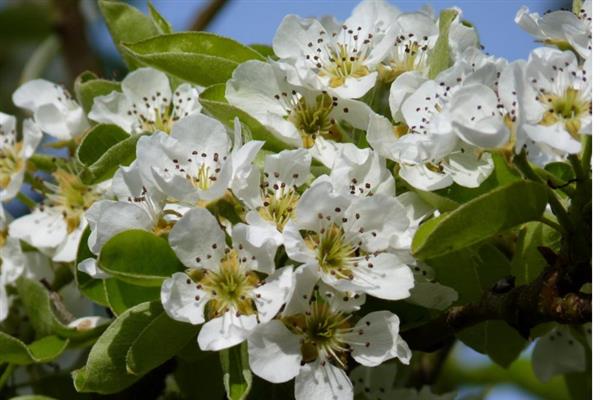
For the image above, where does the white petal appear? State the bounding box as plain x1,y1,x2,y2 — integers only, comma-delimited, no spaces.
122,68,172,109
264,148,312,188
532,326,586,382
357,253,414,300
0,237,26,285
88,91,136,133
197,310,258,351
344,311,399,367
232,222,279,274
248,320,302,383
522,123,581,154
9,210,67,250
446,151,494,188
253,266,294,322
295,362,353,400
399,163,453,191
77,258,109,279
52,220,87,263
21,118,43,158
0,284,8,322
293,181,350,231
283,264,320,316
161,272,208,325
169,208,226,270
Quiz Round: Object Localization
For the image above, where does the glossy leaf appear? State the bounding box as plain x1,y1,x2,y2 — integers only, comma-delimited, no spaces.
99,0,159,68
73,301,163,394
15,277,108,341
77,124,130,166
74,71,121,114
103,278,161,315
98,229,184,286
412,181,548,259
458,320,527,368
126,312,198,375
511,221,561,285
428,243,511,304
84,133,143,184
200,84,290,152
121,32,265,86
220,342,252,400
147,1,172,34
0,332,69,365
428,9,458,79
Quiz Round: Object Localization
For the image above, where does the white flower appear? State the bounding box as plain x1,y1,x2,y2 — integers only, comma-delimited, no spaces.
237,148,312,251
501,48,591,155
283,181,414,300
247,268,408,400
161,208,294,351
89,67,201,134
516,1,592,59
405,260,457,311
136,114,263,205
12,79,89,140
532,325,586,382
313,143,395,197
272,0,399,98
0,210,26,322
0,114,42,201
379,7,439,82
79,161,183,279
9,169,104,263
226,60,371,166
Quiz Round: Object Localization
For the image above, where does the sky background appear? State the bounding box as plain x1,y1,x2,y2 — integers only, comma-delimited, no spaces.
90,0,570,62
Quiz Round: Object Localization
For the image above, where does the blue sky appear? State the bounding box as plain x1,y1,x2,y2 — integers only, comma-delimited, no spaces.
122,0,569,61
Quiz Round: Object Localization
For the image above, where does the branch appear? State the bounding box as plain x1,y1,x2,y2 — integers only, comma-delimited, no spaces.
403,257,591,352
51,0,100,79
189,0,230,31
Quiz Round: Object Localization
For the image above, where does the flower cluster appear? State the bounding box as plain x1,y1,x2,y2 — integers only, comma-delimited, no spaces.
0,0,591,398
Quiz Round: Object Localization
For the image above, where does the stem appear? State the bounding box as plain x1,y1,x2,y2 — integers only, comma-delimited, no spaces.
513,151,574,232
567,154,585,182
531,166,576,197
16,192,37,209
0,364,15,392
537,216,565,234
580,135,592,179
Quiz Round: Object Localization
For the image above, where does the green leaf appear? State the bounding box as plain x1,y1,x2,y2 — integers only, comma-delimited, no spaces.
121,32,265,86
544,161,575,182
458,320,527,368
126,312,198,375
174,351,225,399
74,71,121,114
98,0,159,69
220,342,252,400
84,133,144,184
77,124,130,166
75,227,109,306
412,181,548,259
428,243,511,304
0,332,68,365
98,229,184,286
428,9,458,79
16,278,107,341
511,222,561,285
249,44,276,59
147,1,172,34
73,301,163,394
103,278,161,315
200,84,290,152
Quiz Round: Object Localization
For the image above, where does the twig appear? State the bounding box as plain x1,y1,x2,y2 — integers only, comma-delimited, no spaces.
402,259,591,352
51,0,100,80
189,0,230,31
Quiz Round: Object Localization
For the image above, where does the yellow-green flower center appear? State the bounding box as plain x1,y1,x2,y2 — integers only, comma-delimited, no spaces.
539,87,591,139
196,250,259,318
258,189,300,231
305,224,357,280
0,142,23,190
288,94,339,148
284,301,351,366
44,169,100,233
319,43,370,88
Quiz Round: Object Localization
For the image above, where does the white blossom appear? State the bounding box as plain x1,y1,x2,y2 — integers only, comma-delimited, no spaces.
161,208,294,351
13,80,89,140
89,67,202,134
